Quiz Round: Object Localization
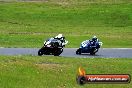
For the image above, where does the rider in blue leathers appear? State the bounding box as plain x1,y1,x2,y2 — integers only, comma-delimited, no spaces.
81,36,99,48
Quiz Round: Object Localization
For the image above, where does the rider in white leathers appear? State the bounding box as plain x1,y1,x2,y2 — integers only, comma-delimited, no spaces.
54,34,68,47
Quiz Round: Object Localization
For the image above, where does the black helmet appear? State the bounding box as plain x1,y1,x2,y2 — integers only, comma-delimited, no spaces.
92,36,97,42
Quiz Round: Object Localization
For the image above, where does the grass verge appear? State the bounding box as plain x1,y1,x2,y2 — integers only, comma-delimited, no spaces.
0,1,132,48
0,55,132,88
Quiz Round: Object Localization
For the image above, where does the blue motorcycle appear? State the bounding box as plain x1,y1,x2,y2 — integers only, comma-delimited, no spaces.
76,40,103,55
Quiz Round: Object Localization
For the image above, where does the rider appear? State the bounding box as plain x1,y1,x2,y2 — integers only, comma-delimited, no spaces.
81,36,99,48
89,35,98,43
54,34,67,47
89,35,100,48
91,36,99,42
54,34,65,42
89,36,98,45
43,34,67,47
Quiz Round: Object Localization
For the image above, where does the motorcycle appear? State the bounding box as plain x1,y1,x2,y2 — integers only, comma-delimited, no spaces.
76,40,103,55
38,38,68,56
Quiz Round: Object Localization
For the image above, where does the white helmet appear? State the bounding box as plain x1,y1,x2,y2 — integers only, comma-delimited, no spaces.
55,34,63,39
93,36,97,38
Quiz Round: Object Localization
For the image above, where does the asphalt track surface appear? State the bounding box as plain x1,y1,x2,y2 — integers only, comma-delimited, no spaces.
0,48,132,58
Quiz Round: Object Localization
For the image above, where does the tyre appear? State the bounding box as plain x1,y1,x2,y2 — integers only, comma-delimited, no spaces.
54,49,63,56
90,50,95,55
76,48,81,55
90,52,95,55
38,49,43,56
90,48,96,55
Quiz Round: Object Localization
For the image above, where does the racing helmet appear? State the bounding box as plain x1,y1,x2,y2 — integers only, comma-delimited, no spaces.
55,34,64,39
92,36,97,42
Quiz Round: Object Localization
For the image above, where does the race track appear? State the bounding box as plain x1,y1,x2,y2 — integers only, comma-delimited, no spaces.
0,48,132,58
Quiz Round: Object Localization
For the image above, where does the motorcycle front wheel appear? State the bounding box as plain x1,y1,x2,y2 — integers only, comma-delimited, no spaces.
38,49,43,56
76,48,81,55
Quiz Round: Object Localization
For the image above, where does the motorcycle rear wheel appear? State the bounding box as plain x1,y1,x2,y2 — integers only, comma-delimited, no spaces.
90,52,95,55
54,49,63,56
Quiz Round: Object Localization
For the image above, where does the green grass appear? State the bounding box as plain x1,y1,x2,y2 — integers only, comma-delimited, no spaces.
0,1,132,48
0,1,131,88
0,56,132,88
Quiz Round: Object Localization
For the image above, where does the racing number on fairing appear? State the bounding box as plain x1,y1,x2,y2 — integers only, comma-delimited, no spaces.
81,41,89,47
